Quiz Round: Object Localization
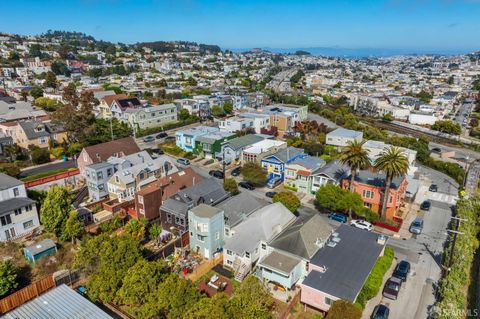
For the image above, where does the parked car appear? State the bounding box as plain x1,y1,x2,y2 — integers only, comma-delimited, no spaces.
267,176,282,189
265,191,277,198
409,217,424,234
328,212,347,223
350,219,373,231
151,148,164,155
164,136,176,142
382,276,402,300
231,167,241,176
429,184,438,192
155,132,168,139
209,170,224,179
239,181,255,190
393,260,411,282
143,135,155,143
420,200,431,211
371,304,390,319
177,158,190,166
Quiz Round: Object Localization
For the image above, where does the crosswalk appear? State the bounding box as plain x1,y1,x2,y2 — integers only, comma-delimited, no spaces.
415,185,458,206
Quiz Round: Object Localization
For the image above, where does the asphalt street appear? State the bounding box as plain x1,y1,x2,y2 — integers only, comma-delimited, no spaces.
19,160,77,178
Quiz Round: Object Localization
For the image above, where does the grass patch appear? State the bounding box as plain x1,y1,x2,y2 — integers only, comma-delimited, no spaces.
20,168,74,182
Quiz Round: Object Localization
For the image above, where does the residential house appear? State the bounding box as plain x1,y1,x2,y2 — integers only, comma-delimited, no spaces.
174,98,210,118
0,101,46,122
261,104,308,137
238,113,271,133
0,173,39,241
160,178,229,234
219,117,256,133
256,214,335,292
97,93,128,118
218,134,267,163
363,140,418,176
14,120,67,149
342,169,408,220
188,204,225,259
77,137,140,174
133,167,202,221
176,126,220,153
261,147,305,183
241,139,287,165
223,202,296,281
193,131,236,159
300,225,386,312
216,192,269,238
110,97,143,119
84,162,116,202
284,156,326,194
122,103,177,132
0,133,13,155
325,128,363,148
311,160,351,194
107,153,177,202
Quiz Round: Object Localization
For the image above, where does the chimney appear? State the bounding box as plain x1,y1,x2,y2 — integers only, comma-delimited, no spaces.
193,177,195,186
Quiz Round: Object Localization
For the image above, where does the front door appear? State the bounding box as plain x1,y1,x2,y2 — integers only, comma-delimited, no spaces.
4,228,15,240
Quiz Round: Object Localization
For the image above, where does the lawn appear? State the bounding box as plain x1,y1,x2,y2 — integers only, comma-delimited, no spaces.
20,168,75,182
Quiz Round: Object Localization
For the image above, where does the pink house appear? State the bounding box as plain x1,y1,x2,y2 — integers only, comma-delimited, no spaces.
300,225,386,313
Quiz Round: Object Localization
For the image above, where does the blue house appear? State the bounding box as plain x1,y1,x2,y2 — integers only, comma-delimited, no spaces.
188,204,225,259
261,147,305,183
24,239,57,263
175,126,220,152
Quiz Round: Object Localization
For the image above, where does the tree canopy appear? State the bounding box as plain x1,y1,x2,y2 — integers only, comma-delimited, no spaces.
0,260,18,297
272,191,300,212
40,186,75,238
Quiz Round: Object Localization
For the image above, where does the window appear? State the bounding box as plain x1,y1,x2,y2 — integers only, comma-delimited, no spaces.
23,220,34,229
13,188,19,197
364,202,372,208
107,168,113,177
197,234,206,242
180,218,185,226
14,208,22,215
138,196,144,204
167,214,172,223
25,204,32,212
261,243,266,250
115,176,119,183
97,171,103,180
225,228,230,236
227,260,233,265
0,215,12,226
362,190,374,199
215,232,220,240
245,252,250,258
325,297,334,306
226,250,232,256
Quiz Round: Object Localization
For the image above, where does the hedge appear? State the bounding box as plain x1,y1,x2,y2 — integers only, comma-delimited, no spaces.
284,183,298,192
355,246,394,308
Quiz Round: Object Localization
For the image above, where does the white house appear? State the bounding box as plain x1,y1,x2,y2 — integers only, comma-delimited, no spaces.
326,128,363,148
364,140,418,176
123,104,177,131
0,173,39,241
408,113,438,125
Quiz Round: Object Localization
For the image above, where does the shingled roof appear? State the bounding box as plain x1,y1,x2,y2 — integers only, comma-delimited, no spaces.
82,137,140,164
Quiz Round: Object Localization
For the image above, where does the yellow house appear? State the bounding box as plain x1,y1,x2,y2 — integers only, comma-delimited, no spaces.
15,120,67,149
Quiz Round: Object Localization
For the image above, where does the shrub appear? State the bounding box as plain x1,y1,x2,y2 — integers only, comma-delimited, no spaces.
30,147,51,164
224,178,239,195
284,183,298,192
51,147,64,159
328,300,362,319
272,192,301,213
355,246,394,308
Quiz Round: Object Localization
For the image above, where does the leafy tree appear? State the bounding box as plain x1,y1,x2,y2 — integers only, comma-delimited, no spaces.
223,101,233,114
327,300,362,319
374,146,409,219
30,146,50,164
51,60,71,76
30,86,44,99
415,90,433,104
40,186,74,237
241,162,267,186
0,163,21,178
432,120,461,135
116,259,167,309
179,108,190,121
224,178,239,195
3,144,22,162
62,82,79,107
229,276,273,319
186,77,198,86
148,223,162,243
44,71,57,89
34,97,62,112
20,90,28,102
211,105,225,117
382,113,393,121
0,260,18,297
315,184,363,215
185,294,230,319
74,234,143,302
124,218,148,241
272,191,300,212
63,210,85,243
86,118,132,145
29,44,42,57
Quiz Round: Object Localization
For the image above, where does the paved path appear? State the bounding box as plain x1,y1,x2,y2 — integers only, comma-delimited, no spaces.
19,160,77,178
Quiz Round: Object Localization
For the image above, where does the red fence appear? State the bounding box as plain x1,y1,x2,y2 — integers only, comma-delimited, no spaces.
24,168,80,188
373,216,403,232
0,276,55,314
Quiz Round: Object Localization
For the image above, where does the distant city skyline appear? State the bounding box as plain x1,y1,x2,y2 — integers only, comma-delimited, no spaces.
1,0,480,53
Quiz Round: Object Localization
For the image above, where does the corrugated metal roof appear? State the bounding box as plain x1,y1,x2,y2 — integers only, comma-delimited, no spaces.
3,284,113,319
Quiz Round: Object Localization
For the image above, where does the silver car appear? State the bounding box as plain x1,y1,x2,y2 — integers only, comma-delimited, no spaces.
409,217,424,234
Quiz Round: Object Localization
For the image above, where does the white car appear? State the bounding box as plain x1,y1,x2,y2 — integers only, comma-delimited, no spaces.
350,219,373,231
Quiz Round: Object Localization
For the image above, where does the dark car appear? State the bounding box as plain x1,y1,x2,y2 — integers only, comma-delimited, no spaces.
151,148,164,155
429,184,438,192
164,136,176,142
209,170,224,179
265,191,277,198
382,276,402,300
371,304,390,319
393,260,411,282
155,132,168,139
231,167,241,176
328,212,347,223
239,181,255,190
420,200,431,211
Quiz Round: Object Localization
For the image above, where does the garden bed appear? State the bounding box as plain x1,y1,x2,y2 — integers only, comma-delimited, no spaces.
373,217,403,232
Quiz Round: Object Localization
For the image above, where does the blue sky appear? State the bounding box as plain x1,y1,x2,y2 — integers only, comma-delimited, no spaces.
1,0,480,51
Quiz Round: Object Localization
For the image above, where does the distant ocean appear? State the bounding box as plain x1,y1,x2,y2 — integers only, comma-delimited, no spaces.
228,46,474,58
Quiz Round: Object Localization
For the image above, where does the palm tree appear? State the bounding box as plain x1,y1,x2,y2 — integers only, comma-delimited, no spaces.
338,140,371,219
374,146,409,220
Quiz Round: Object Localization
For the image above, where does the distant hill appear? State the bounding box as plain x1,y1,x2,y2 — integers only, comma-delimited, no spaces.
135,41,221,53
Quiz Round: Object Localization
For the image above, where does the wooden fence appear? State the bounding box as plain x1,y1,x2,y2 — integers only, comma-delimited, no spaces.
24,168,80,188
0,276,55,315
277,291,301,319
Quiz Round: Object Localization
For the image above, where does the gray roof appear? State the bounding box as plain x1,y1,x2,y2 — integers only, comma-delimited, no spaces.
190,204,223,218
18,121,63,140
314,160,350,183
161,178,229,217
352,170,405,189
268,147,304,163
289,156,326,173
224,202,295,255
328,128,362,139
0,101,46,121
0,173,23,190
259,250,301,275
303,225,386,302
269,214,334,260
0,197,35,216
24,239,56,255
216,192,269,228
3,284,113,319
223,134,265,151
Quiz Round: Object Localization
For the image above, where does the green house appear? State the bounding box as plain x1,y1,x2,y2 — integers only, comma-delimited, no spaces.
194,131,236,159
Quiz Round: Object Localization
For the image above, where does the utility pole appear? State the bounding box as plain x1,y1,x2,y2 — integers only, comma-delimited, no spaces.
110,117,114,141
222,147,226,184
446,216,467,270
